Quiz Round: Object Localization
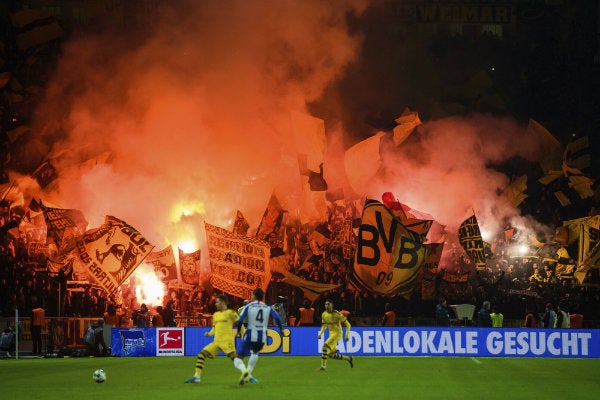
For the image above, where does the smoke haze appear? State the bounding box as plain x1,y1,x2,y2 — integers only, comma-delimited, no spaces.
23,0,557,262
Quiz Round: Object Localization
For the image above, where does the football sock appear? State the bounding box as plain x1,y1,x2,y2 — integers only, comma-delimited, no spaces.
233,357,247,372
330,352,349,362
321,348,329,367
248,353,259,374
194,353,206,377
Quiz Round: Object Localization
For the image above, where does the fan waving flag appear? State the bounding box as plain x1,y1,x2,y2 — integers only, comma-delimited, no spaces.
76,216,154,295
350,199,428,298
458,214,486,270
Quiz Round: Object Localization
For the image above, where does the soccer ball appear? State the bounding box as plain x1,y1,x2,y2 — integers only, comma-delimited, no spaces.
93,369,106,383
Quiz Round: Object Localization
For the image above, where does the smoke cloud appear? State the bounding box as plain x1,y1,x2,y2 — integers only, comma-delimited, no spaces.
31,0,368,254
25,0,556,266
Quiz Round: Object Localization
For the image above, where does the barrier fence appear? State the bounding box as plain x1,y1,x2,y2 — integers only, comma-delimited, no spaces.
2,315,599,355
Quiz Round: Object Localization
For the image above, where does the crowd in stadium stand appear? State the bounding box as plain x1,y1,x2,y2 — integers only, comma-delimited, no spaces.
1,204,599,328
1,2,598,328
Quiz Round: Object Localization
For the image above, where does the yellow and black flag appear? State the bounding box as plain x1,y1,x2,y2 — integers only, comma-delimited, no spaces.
255,193,286,253
232,210,250,236
349,199,428,298
420,241,444,301
35,199,87,255
458,215,487,270
76,216,154,295
562,135,594,200
146,245,178,283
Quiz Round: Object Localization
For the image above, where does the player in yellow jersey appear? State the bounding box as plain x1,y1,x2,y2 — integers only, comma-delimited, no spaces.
317,299,354,370
184,294,249,383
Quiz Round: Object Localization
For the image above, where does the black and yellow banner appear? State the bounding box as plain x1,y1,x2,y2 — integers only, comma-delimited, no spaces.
458,215,486,270
420,241,444,301
76,216,154,295
146,245,178,282
350,199,427,298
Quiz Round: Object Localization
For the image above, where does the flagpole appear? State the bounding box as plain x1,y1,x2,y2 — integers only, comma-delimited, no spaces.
15,309,19,360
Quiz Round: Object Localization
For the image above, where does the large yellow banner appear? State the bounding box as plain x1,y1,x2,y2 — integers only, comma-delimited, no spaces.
350,199,427,298
76,216,154,295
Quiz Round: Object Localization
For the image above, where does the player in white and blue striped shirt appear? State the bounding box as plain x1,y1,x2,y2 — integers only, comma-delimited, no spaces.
235,288,284,384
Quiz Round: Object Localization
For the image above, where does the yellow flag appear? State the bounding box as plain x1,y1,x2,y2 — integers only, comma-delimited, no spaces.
458,215,486,270
350,199,427,297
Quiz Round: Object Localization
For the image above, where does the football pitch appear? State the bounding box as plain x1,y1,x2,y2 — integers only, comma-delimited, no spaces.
2,356,599,400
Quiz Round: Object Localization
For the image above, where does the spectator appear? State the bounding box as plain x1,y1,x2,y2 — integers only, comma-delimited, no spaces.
132,303,151,327
0,326,16,356
162,300,177,327
31,302,45,355
297,299,316,326
152,306,165,327
490,306,504,327
382,303,396,326
339,308,351,321
524,307,538,328
477,301,492,327
570,309,584,328
435,297,451,327
272,296,288,326
84,319,110,357
103,304,120,327
555,303,570,328
541,302,556,328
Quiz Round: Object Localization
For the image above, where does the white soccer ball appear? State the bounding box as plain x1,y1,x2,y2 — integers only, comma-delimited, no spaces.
93,369,107,383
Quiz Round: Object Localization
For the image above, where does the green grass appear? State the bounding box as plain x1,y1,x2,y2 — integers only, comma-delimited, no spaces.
2,356,599,400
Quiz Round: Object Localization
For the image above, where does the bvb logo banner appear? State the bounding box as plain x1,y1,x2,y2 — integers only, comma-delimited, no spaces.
351,199,428,297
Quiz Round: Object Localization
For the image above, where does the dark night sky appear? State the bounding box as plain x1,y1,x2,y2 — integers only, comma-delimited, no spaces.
309,1,599,150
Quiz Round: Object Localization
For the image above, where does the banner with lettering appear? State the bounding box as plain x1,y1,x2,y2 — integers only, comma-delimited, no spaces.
27,241,47,259
439,269,471,298
179,248,201,285
205,221,271,300
146,245,178,282
458,215,486,270
350,199,427,298
112,326,600,358
76,215,154,295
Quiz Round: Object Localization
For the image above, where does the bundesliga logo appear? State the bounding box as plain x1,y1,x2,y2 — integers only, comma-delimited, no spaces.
157,328,184,355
